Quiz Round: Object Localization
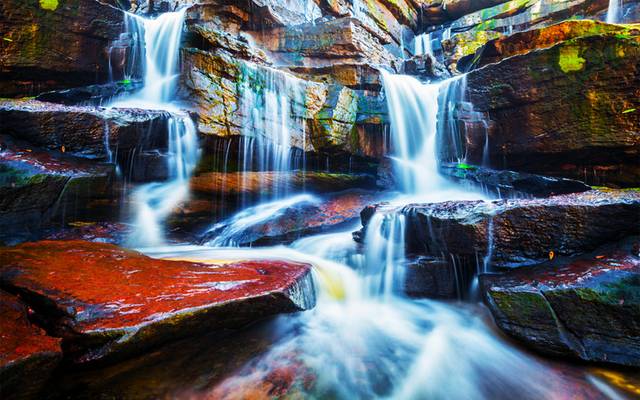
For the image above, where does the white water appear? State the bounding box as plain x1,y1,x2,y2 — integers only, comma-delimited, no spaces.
112,10,199,246
414,32,433,57
607,0,623,23
123,10,617,399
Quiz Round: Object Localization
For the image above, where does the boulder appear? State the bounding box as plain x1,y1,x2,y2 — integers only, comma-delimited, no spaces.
0,136,117,244
439,162,591,197
359,190,640,267
0,0,125,97
456,33,640,186
202,190,381,246
0,290,62,400
0,240,315,364
481,238,640,367
0,99,170,160
35,80,144,106
404,256,473,299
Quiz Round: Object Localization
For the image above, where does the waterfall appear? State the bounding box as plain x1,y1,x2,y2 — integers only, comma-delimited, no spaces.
112,10,200,247
606,0,623,23
414,33,433,57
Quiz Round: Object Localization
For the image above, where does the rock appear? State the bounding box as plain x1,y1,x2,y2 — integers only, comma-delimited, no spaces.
190,171,378,198
481,238,640,367
0,290,62,400
404,256,473,299
418,0,511,27
0,136,117,245
0,0,125,97
0,240,315,364
439,162,591,197
442,30,503,73
202,190,381,246
43,222,130,245
359,190,640,267
35,80,144,106
0,99,171,160
464,20,638,70
403,53,451,81
455,32,640,186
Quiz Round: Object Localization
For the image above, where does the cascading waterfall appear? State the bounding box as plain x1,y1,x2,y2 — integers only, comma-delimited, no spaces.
607,0,623,23
111,9,199,246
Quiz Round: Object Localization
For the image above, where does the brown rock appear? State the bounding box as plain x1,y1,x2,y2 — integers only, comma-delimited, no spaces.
0,0,125,97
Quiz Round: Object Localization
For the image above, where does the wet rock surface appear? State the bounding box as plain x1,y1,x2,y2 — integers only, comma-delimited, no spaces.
0,290,62,400
202,190,382,246
0,136,117,244
481,238,640,367
0,240,315,364
440,162,591,197
0,99,170,160
359,190,640,267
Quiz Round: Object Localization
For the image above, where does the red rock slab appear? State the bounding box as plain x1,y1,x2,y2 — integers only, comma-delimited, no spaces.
0,241,315,364
0,290,62,400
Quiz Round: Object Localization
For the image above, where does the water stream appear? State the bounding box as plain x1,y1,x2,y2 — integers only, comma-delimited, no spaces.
111,10,199,246
607,0,623,23
121,9,625,399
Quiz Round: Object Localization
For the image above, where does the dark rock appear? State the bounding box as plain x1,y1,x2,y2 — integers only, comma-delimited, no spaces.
0,0,125,97
0,99,170,160
0,240,315,364
456,33,640,187
0,290,62,400
403,53,451,82
0,136,117,244
35,81,144,106
481,238,640,367
404,256,473,299
440,162,591,197
359,190,640,268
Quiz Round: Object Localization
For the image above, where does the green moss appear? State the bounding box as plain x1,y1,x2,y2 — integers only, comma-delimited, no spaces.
456,163,476,170
622,108,636,114
39,0,59,11
558,46,586,73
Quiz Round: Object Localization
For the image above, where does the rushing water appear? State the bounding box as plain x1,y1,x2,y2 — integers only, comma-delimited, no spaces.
115,8,629,399
414,32,433,57
607,0,623,23
111,10,199,246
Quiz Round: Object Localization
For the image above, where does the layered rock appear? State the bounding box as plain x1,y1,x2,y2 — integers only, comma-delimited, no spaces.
454,30,640,186
0,290,62,400
439,162,591,197
0,136,117,244
359,190,640,267
0,240,315,364
0,99,171,160
481,239,640,367
0,0,125,97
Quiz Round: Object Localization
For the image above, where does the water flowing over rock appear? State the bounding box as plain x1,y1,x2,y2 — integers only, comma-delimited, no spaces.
0,240,315,364
359,190,640,268
481,238,640,367
0,135,117,244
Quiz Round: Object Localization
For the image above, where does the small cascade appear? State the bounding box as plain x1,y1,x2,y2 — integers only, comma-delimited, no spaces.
414,32,433,57
606,0,623,23
112,9,200,247
363,212,406,299
235,63,308,207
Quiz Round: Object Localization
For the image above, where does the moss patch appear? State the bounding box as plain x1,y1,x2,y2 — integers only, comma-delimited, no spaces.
558,46,586,73
39,0,59,11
